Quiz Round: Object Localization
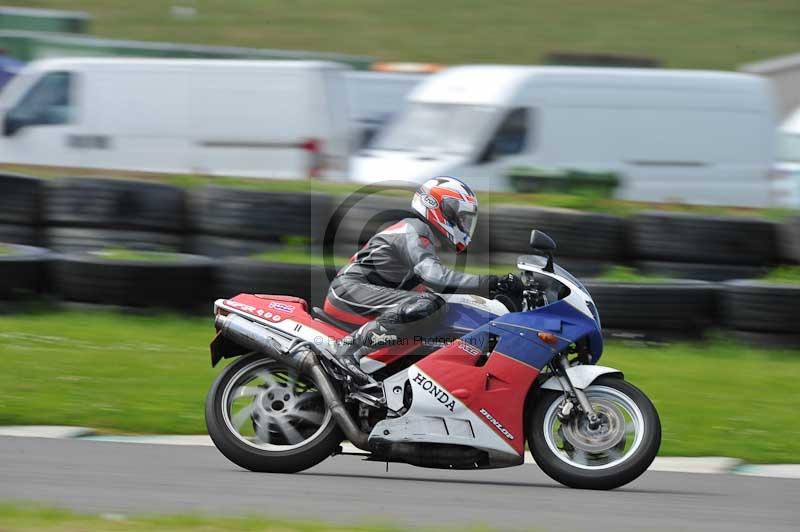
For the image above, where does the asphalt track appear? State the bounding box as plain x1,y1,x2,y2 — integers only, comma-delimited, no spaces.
1,436,798,532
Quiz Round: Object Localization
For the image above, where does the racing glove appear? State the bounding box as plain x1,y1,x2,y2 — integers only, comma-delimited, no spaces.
496,273,525,294
478,275,500,297
478,273,525,297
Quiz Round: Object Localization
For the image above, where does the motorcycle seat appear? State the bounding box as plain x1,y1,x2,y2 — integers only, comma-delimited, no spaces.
311,307,360,333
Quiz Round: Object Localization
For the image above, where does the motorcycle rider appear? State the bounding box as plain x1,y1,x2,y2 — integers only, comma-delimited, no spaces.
323,176,523,384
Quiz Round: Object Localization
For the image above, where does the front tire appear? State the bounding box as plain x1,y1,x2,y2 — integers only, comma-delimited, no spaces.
528,376,661,490
205,355,343,473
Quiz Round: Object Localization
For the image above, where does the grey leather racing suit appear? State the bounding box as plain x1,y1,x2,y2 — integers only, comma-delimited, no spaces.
323,217,496,350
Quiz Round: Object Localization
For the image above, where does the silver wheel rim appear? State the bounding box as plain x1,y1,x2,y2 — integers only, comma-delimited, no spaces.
221,359,332,451
543,385,645,471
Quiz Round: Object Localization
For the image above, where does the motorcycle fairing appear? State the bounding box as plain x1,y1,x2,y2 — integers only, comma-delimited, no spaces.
370,300,602,462
488,300,603,366
370,354,532,466
438,293,509,331
217,294,421,371
371,337,539,463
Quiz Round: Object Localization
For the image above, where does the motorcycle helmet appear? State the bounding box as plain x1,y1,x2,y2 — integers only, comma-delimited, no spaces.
411,176,478,253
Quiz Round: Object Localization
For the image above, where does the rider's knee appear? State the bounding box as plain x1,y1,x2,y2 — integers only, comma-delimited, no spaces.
398,292,446,324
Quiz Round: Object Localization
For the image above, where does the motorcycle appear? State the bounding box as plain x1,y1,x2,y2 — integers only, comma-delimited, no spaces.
205,230,661,490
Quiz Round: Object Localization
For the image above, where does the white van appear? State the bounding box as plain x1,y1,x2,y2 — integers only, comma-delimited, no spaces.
351,65,777,207
775,108,800,207
0,58,351,178
343,71,424,148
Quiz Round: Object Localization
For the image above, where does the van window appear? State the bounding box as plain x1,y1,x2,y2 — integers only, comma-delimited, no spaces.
778,132,800,163
371,103,497,155
479,107,528,163
5,71,73,134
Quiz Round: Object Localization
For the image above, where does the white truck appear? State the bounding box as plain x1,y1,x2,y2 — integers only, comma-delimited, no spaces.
0,58,352,179
343,71,424,148
351,65,777,207
775,107,800,207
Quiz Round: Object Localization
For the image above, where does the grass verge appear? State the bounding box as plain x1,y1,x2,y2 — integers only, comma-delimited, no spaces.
0,503,410,532
763,266,800,284
593,266,668,283
0,309,798,462
94,249,184,262
4,1,800,69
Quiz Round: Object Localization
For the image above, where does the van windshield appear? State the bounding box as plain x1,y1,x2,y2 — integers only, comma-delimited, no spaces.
778,132,800,163
371,103,497,155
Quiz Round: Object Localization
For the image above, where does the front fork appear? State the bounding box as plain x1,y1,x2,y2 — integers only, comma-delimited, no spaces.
553,354,601,429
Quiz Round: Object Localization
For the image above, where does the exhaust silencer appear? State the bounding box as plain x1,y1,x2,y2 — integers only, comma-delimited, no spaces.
215,313,371,451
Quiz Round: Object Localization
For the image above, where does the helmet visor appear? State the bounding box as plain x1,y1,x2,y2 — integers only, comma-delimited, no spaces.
457,210,478,238
442,196,478,238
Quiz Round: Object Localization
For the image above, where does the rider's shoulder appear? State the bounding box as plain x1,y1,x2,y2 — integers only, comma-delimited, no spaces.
404,217,435,237
377,217,432,238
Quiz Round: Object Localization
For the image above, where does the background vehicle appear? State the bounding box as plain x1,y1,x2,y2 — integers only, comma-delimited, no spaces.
351,65,777,207
344,70,424,148
205,230,661,490
0,58,352,178
774,107,800,206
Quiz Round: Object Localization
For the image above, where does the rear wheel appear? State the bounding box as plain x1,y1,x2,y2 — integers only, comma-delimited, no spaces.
528,376,660,490
205,355,342,473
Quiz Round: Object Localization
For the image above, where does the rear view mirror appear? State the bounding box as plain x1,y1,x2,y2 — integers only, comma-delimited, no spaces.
2,115,23,136
530,230,556,251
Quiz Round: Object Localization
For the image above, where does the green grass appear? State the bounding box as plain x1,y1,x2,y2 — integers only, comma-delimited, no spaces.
763,266,800,284
94,248,183,262
9,1,800,70
0,503,414,532
594,265,668,283
0,309,798,462
251,247,350,266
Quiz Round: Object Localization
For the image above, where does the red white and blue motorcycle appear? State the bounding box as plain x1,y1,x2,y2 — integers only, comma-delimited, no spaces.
205,230,661,489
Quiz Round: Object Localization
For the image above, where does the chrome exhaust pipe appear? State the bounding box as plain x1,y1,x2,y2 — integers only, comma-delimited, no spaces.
215,313,371,451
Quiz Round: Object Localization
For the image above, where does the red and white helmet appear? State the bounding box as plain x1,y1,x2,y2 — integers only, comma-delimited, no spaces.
412,176,478,253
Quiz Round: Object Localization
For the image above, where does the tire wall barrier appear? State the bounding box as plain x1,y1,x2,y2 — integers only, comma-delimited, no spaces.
0,174,798,340
631,211,779,265
584,280,717,334
44,177,187,253
52,253,216,310
0,173,45,246
187,186,333,257
719,280,800,346
0,244,51,300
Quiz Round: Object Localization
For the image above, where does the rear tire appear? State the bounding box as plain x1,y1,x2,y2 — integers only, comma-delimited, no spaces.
528,376,660,490
205,355,342,473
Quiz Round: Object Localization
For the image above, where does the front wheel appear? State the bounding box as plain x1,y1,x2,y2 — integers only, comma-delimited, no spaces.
528,376,661,490
205,355,343,473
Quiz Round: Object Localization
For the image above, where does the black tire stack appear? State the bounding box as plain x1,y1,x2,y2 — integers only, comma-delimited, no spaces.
630,211,779,281
52,252,216,310
44,177,186,252
328,193,413,256
482,205,626,277
779,215,800,265
0,244,52,301
584,280,717,338
187,186,335,305
0,173,45,246
45,177,217,310
217,259,332,307
719,280,800,346
187,186,333,257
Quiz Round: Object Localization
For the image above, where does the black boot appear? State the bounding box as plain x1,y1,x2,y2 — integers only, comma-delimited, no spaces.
334,338,374,386
334,321,397,386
